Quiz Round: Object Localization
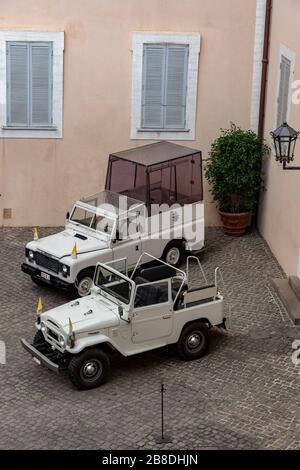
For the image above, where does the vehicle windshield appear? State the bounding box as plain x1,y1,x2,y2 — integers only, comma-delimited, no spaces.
70,206,115,236
95,265,132,305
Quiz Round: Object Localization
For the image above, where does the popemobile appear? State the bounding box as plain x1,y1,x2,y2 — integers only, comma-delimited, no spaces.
21,141,205,297
21,253,226,390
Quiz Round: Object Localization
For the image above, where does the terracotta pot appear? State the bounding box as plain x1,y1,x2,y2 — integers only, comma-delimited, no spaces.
219,211,250,236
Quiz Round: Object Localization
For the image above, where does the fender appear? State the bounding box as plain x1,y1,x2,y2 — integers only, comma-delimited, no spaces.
66,333,121,355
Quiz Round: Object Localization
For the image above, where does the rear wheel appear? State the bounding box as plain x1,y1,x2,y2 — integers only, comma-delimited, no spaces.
68,348,110,390
162,240,185,267
177,322,210,360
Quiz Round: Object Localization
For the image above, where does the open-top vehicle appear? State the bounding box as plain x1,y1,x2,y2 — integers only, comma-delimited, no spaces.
21,253,226,390
21,141,204,297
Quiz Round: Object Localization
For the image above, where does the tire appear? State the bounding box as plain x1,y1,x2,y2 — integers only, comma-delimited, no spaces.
74,269,95,297
162,240,185,267
33,330,46,347
68,348,110,390
177,322,210,360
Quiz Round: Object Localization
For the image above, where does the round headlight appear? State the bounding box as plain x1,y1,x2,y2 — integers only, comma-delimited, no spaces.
29,250,34,259
62,264,68,274
59,335,66,348
41,322,46,333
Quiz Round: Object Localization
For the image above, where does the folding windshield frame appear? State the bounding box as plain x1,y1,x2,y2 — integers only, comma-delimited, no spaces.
94,263,135,307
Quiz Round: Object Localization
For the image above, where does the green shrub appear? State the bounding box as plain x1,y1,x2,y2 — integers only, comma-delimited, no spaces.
205,124,270,213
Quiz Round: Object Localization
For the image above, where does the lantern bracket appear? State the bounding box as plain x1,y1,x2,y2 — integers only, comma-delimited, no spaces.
283,161,300,171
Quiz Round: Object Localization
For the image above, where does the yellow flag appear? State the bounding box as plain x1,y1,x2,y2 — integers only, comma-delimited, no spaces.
33,227,39,240
68,317,73,335
71,243,77,259
37,297,43,314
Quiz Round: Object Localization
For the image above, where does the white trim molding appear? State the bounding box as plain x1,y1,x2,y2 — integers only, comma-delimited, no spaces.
0,30,64,139
250,0,267,133
274,44,296,130
131,32,201,141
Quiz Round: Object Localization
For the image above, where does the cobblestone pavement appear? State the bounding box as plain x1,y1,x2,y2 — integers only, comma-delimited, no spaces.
0,227,300,450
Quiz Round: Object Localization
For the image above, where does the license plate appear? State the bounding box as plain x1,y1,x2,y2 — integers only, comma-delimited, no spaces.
41,271,50,281
33,357,41,366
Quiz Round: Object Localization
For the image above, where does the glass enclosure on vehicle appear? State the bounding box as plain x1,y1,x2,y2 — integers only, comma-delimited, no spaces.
70,206,115,236
105,141,203,214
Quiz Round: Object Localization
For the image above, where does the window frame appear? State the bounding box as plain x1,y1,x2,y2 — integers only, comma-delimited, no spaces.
131,32,201,141
0,31,64,139
274,44,296,129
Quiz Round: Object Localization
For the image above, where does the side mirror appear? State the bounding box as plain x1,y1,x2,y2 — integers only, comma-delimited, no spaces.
66,211,70,220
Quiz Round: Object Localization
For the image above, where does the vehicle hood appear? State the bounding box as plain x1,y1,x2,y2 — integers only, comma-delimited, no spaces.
27,230,109,259
42,294,120,334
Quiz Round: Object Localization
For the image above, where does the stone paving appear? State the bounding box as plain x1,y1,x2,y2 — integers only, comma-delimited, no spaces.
0,227,300,450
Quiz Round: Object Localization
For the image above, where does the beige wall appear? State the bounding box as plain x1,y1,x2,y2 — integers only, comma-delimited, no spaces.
258,0,300,276
0,0,257,227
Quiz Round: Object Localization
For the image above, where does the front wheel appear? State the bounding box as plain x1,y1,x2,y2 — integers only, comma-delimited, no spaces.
177,322,210,360
68,348,110,390
162,241,185,267
74,269,95,297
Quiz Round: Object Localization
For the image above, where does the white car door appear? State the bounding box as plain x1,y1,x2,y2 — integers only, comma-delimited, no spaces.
131,279,173,343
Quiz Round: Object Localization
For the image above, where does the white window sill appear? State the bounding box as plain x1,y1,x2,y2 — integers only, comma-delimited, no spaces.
2,126,57,131
0,125,62,139
132,127,195,141
137,128,190,133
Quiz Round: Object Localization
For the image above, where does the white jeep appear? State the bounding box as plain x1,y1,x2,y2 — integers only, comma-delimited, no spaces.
21,253,226,390
21,141,205,297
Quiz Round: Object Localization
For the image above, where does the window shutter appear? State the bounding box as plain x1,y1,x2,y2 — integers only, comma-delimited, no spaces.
164,45,188,129
7,43,29,126
31,43,52,126
142,45,165,128
277,55,291,127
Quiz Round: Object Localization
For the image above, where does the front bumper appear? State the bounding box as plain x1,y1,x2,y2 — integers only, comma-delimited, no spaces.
21,263,72,292
217,319,227,330
20,338,60,374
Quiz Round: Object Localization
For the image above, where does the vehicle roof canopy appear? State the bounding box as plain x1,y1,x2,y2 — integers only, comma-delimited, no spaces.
105,141,203,210
110,141,201,167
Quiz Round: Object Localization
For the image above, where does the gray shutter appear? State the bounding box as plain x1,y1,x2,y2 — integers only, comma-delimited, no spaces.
277,55,291,127
7,42,29,126
31,42,52,126
142,45,165,128
164,45,188,129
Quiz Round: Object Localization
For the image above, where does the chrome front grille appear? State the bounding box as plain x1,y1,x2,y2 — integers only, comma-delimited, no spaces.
35,252,59,274
44,323,64,352
48,329,59,342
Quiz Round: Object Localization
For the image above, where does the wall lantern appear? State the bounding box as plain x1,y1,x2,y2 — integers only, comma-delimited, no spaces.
270,122,300,170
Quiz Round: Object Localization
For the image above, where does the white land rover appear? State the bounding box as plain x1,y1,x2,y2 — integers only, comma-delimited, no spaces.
21,254,226,390
22,141,205,297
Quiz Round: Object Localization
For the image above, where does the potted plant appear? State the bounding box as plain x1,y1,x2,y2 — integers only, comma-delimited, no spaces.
205,124,270,236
